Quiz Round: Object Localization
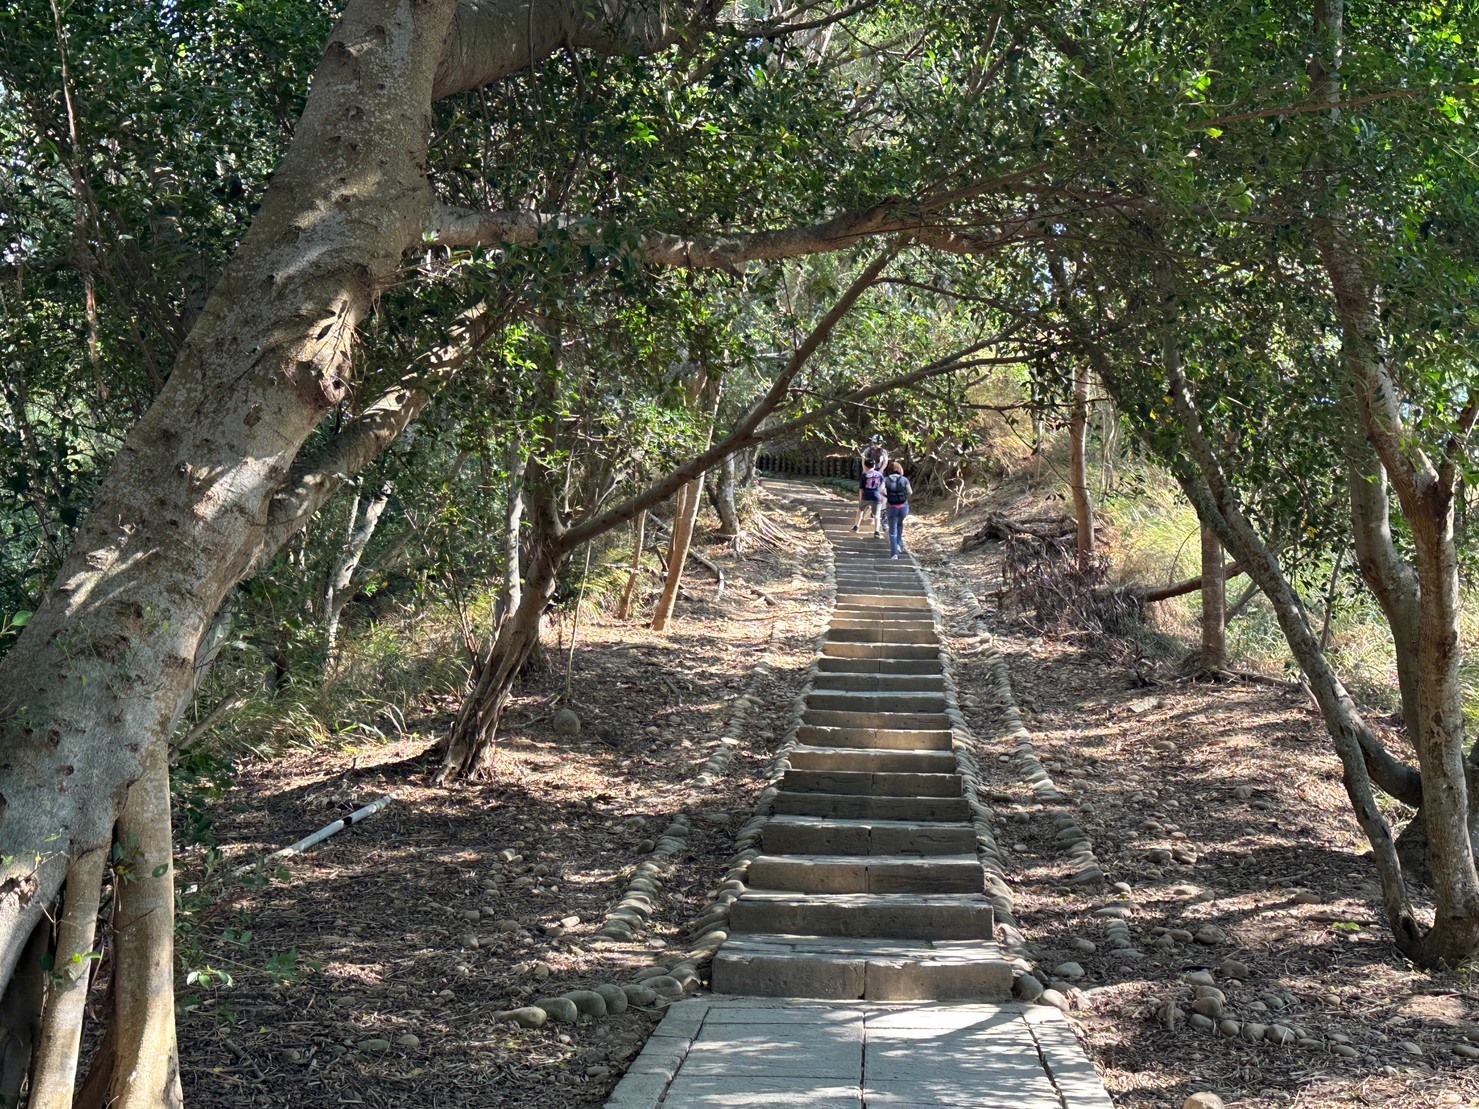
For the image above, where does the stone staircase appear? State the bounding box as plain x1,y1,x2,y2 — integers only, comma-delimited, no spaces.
711,493,1012,1002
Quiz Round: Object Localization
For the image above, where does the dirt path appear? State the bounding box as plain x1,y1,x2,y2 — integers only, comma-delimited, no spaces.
914,493,1479,1109
177,491,829,1108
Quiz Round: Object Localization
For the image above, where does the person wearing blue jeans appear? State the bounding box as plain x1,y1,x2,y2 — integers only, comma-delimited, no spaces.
882,462,912,559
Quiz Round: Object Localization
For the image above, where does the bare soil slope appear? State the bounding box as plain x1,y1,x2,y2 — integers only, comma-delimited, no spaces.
916,481,1479,1109
177,492,829,1108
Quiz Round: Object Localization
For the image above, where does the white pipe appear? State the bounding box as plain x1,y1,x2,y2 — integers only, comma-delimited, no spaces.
232,793,398,877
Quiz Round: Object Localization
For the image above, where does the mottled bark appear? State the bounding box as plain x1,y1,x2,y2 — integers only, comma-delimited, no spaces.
0,0,461,1005
1199,523,1226,672
324,486,392,670
617,511,648,621
1068,360,1095,571
652,478,704,632
26,846,105,1108
1319,225,1479,964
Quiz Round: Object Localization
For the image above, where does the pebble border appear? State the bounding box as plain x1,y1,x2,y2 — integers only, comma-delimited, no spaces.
907,522,1106,1010
1163,965,1479,1062
593,625,784,945
683,488,837,969
912,529,1107,890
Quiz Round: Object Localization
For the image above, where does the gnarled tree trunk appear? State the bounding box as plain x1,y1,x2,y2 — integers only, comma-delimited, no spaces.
707,452,740,538
440,481,565,781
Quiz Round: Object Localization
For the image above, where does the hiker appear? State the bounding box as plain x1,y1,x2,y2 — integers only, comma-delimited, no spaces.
883,461,912,559
853,458,885,535
854,435,888,535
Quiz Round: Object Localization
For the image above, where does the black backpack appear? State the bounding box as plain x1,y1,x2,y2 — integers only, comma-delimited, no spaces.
884,474,909,505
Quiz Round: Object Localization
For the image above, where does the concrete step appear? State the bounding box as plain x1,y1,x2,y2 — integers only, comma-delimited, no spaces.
801,708,952,731
821,641,939,661
815,657,939,675
827,619,937,634
709,934,1012,1000
780,768,963,798
826,627,939,645
811,673,944,693
833,594,930,610
761,815,977,855
795,724,953,751
727,891,994,941
747,853,983,894
786,745,957,774
772,791,970,822
806,691,947,716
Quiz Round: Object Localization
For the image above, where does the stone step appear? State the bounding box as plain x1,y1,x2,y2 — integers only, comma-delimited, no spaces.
727,891,994,941
772,791,970,822
761,814,977,855
826,627,939,645
780,768,963,798
815,657,939,675
795,724,953,751
811,673,944,692
709,934,1013,1000
747,853,982,894
820,641,939,661
801,708,952,731
786,746,957,774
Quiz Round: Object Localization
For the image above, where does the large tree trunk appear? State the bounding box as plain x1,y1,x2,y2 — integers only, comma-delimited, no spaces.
1068,359,1095,571
0,0,459,1008
1199,522,1226,672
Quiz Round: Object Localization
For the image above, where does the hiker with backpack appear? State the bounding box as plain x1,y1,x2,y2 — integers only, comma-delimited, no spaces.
854,435,888,535
882,461,913,559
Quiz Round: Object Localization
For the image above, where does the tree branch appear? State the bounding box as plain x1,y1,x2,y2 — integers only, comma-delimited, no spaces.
560,240,902,548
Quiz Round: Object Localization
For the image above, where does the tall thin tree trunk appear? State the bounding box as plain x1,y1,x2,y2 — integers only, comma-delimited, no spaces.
80,744,181,1109
1068,360,1095,571
495,449,527,628
1200,522,1226,672
652,373,721,632
617,511,648,621
26,847,105,1109
652,478,704,631
324,485,391,671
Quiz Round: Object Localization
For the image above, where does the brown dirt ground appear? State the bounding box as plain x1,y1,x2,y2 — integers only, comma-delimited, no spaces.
176,489,830,1108
913,476,1479,1109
